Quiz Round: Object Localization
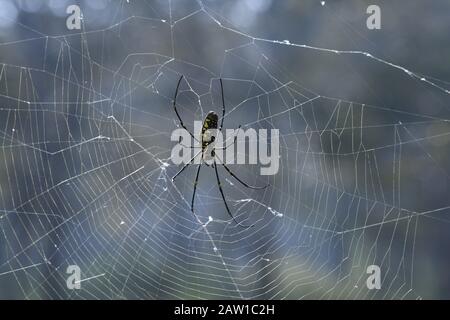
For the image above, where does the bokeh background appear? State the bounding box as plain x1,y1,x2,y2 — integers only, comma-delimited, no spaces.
0,0,450,299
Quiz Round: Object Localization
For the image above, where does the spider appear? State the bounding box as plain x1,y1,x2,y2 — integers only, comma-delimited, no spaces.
171,75,268,228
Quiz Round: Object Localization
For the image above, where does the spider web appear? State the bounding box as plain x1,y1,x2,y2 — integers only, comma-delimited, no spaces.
0,0,449,299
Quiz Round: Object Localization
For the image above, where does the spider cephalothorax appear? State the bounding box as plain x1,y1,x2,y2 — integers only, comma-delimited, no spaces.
171,75,267,227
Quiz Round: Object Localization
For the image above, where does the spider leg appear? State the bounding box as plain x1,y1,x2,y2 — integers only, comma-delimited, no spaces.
213,159,253,228
221,164,269,190
178,142,199,149
173,75,199,142
191,163,202,213
172,150,202,181
219,78,225,131
214,153,268,190
215,125,241,150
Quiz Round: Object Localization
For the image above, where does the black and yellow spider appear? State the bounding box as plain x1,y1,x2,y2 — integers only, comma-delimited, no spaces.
171,75,267,227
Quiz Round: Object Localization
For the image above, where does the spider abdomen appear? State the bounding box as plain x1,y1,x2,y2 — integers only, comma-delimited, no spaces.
201,111,219,150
